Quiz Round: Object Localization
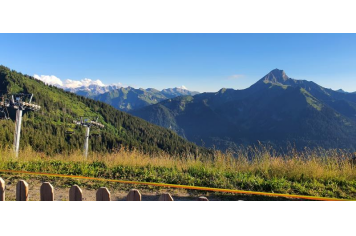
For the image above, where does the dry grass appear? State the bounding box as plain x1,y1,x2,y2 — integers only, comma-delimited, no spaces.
1,145,356,199
2,145,355,180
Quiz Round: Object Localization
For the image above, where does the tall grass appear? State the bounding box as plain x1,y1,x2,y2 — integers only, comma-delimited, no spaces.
0,145,356,199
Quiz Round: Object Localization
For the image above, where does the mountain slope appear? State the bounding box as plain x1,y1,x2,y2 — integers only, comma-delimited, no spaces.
132,69,356,151
0,65,206,156
75,86,199,112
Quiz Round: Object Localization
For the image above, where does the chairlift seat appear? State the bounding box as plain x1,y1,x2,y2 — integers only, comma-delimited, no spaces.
65,129,75,135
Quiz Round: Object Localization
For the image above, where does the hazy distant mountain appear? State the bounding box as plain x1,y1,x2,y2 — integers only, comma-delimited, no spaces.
65,84,122,97
72,86,199,112
336,89,348,94
161,86,199,97
132,69,356,151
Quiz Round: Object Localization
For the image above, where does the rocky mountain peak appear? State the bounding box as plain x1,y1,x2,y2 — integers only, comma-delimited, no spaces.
262,69,290,84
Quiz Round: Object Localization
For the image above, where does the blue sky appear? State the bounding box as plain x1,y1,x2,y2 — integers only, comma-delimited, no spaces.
0,34,356,92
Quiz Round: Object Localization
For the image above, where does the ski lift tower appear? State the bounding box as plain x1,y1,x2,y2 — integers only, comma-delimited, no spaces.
74,116,104,159
10,94,41,157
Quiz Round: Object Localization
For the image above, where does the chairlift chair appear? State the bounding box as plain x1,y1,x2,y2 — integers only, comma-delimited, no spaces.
65,118,76,135
65,128,75,135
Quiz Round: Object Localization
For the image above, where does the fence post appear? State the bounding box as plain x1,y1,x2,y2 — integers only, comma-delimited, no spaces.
198,196,209,201
0,178,5,201
158,193,174,201
16,180,29,201
96,187,111,201
69,185,83,201
127,189,142,201
40,182,54,201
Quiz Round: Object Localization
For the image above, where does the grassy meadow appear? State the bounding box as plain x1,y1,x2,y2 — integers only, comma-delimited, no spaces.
1,145,356,200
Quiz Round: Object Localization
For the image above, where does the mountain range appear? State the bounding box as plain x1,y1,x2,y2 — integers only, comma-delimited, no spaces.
3,65,356,153
65,84,122,97
131,69,356,151
69,85,199,112
0,65,206,156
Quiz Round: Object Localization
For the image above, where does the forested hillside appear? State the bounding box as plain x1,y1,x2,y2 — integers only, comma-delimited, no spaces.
0,65,206,156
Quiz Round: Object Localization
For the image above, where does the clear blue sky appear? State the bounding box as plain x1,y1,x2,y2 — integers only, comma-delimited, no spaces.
1,34,356,92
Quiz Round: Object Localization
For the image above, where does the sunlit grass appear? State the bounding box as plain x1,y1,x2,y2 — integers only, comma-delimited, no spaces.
0,145,356,199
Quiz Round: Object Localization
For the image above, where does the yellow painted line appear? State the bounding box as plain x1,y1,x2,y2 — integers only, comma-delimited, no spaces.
0,169,351,201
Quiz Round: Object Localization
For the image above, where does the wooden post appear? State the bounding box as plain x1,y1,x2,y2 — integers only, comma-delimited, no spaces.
16,180,29,201
0,178,5,201
40,182,54,201
69,185,83,201
96,187,111,201
198,196,209,201
158,193,174,201
127,189,142,201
